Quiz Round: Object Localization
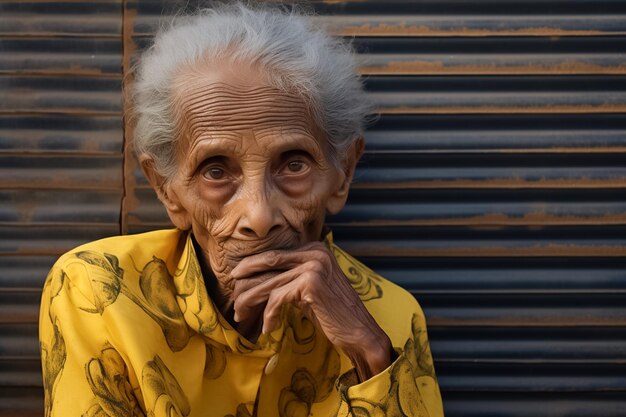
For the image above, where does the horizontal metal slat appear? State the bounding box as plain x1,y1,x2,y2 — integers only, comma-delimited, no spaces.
436,362,626,392
0,256,56,290
0,387,43,417
365,114,626,153
0,325,39,361
0,115,122,154
0,292,40,324
356,36,626,75
354,166,626,189
0,2,122,37
0,38,122,76
443,392,626,417
0,189,122,224
132,0,626,15
332,225,626,257
306,0,626,13
365,75,626,114
0,360,42,389
0,155,122,190
353,153,626,189
0,225,120,256
0,115,123,155
429,326,626,362
0,77,121,115
334,188,626,226
130,1,626,38
355,35,626,55
335,202,626,227
419,293,626,326
359,52,626,76
317,14,626,37
363,256,626,292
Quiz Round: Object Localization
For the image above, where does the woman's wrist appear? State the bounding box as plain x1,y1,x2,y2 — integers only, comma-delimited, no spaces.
346,333,393,382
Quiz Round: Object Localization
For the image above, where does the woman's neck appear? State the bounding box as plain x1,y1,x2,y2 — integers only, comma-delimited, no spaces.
192,237,264,342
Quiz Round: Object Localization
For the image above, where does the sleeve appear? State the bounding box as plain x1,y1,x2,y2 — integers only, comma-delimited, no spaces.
39,258,146,417
334,303,444,417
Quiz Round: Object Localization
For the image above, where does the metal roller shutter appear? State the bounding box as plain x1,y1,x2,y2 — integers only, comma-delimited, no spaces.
2,1,625,416
0,1,123,415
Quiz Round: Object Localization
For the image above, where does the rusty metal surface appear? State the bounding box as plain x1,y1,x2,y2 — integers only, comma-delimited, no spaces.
364,256,626,291
355,37,626,75
0,256,58,290
0,155,122,190
0,2,124,415
0,77,122,114
442,393,626,417
2,0,626,416
315,15,626,37
0,38,122,76
366,75,626,114
0,2,122,37
0,115,122,154
131,1,626,37
364,114,626,153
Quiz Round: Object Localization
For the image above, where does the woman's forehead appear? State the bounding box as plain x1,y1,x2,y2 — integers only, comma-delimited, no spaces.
171,75,329,162
179,82,312,133
172,63,316,127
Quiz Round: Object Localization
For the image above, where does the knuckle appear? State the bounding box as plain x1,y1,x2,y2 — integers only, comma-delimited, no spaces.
306,260,324,275
314,248,332,265
301,287,316,305
263,251,276,267
301,272,322,296
302,270,317,285
263,252,279,268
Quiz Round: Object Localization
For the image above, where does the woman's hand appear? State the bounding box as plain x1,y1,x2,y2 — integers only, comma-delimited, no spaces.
230,241,393,381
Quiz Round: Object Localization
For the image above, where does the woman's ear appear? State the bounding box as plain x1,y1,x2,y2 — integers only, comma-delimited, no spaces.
326,136,365,215
139,155,191,230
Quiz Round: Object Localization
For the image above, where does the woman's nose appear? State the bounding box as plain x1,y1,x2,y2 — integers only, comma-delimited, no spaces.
236,192,285,239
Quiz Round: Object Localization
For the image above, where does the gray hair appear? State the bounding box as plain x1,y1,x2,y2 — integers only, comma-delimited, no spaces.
131,2,370,180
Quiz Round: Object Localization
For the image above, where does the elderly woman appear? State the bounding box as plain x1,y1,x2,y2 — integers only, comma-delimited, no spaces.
39,3,443,417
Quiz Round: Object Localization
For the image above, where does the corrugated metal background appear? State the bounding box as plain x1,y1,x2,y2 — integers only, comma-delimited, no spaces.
0,1,123,415
2,1,626,416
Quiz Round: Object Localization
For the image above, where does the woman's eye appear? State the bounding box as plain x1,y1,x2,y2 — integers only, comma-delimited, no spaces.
286,160,305,173
204,167,225,180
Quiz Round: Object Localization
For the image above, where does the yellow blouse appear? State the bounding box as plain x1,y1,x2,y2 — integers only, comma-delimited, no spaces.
39,229,444,417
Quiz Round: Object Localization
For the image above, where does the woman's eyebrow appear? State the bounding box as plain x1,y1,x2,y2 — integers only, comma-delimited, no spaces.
185,135,242,169
256,128,325,156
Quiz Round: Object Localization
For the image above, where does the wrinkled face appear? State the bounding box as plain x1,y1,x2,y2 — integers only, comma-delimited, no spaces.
153,65,355,287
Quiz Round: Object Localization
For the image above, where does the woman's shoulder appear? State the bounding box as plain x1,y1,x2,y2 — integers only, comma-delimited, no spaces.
53,228,184,270
46,229,186,305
